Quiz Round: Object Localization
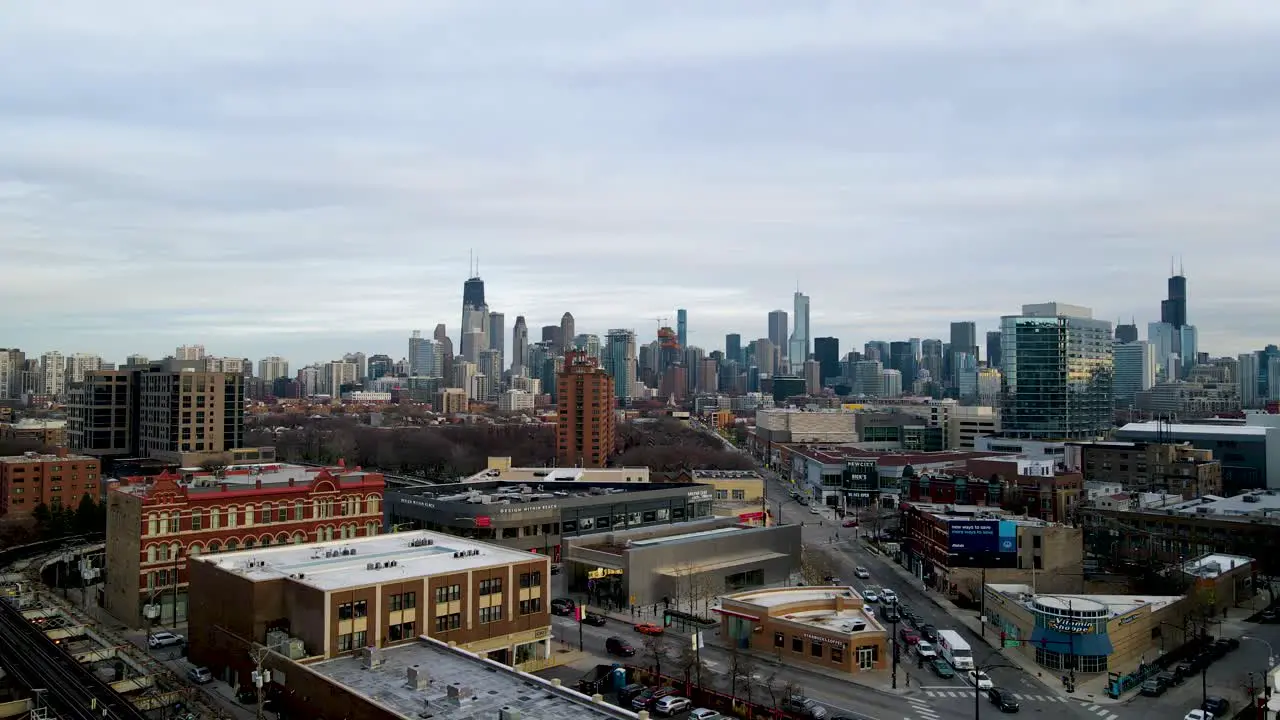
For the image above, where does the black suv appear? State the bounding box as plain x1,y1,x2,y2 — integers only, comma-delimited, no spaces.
919,624,938,642
987,689,1020,713
550,598,576,616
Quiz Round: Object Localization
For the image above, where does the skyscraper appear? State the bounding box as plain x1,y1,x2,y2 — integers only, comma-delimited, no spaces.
920,339,944,383
1000,303,1113,440
788,291,810,373
1239,353,1260,408
556,351,616,468
725,333,742,366
888,341,916,389
258,356,290,382
541,325,561,349
560,312,575,354
604,329,638,403
460,273,489,362
1115,322,1139,344
1113,341,1155,406
948,321,978,387
985,331,1002,370
488,311,505,372
511,316,529,376
813,337,840,381
767,310,788,363
677,309,688,349
1151,267,1197,378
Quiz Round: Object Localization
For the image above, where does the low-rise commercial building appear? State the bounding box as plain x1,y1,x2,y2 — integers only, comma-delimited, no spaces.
188,530,556,688
0,448,101,520
105,463,384,626
716,586,889,675
1068,440,1223,498
900,503,1084,601
1,419,69,447
755,408,858,444
565,519,801,608
385,478,715,564
983,584,1190,677
1115,421,1280,493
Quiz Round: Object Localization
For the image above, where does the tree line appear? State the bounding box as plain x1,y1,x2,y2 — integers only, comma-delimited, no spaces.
247,415,751,478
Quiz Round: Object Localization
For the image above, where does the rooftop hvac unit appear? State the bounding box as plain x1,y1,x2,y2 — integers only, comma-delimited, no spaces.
298,573,305,579
367,563,375,570
375,562,383,570
499,707,521,720
427,539,433,545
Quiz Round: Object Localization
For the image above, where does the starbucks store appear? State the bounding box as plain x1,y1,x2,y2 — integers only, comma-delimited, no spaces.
983,585,1194,675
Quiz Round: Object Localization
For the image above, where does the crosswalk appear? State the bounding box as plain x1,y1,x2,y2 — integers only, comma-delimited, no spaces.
906,697,938,720
922,689,1070,702
1081,702,1120,720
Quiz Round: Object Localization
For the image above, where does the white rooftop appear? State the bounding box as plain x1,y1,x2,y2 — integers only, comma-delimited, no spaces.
1160,492,1280,517
310,636,638,720
630,526,743,547
196,530,544,591
1183,554,1253,579
988,584,1183,616
1119,421,1270,437
722,586,883,635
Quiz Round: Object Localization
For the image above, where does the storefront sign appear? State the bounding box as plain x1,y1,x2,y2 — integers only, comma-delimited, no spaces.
688,490,712,502
1119,614,1138,626
534,627,550,639
397,497,436,510
802,634,847,649
1048,618,1096,634
497,505,558,515
587,568,622,580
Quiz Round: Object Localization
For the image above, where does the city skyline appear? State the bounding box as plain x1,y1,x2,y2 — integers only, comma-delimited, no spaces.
4,4,1280,359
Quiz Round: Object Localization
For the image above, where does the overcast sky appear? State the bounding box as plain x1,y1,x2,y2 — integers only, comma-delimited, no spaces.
3,1,1279,365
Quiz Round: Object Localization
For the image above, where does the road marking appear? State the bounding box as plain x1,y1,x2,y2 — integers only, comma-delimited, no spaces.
1103,715,1118,720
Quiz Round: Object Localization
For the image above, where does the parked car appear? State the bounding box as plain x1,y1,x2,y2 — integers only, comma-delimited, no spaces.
862,589,880,603
823,575,843,585
187,666,213,684
653,696,692,717
1214,638,1239,654
631,687,675,711
882,607,902,623
809,505,822,515
582,612,607,626
854,567,871,579
617,683,647,704
906,612,924,628
931,659,955,679
899,628,920,645
550,598,576,616
148,632,185,649
969,670,994,690
987,688,1020,713
1156,671,1181,687
550,564,562,575
1140,678,1166,697
1175,662,1195,679
634,622,664,636
916,641,938,659
606,636,636,657
1202,697,1230,717
781,696,829,719
688,710,722,720
842,519,858,528
920,624,939,642
1184,710,1209,720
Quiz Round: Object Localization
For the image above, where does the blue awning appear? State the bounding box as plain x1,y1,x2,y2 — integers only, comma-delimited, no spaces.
1030,626,1114,657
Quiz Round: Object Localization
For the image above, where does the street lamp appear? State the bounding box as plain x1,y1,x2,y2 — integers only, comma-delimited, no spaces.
1242,635,1276,700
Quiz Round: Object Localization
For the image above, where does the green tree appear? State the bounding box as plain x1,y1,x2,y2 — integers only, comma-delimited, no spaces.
74,494,102,534
32,502,52,529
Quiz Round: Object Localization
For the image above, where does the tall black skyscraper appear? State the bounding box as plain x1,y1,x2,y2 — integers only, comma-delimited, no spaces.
985,331,1002,369
1162,273,1187,328
814,337,840,383
889,341,917,388
1115,322,1139,343
725,333,742,365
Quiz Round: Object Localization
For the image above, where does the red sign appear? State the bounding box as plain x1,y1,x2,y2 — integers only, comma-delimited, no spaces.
474,516,492,528
738,512,765,521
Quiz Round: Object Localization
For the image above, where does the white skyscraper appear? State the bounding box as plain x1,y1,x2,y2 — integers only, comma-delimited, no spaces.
176,345,206,360
65,352,103,384
605,329,638,402
1239,353,1260,408
511,316,529,376
258,356,290,381
1113,341,1156,406
880,368,903,397
788,291,810,373
40,351,67,397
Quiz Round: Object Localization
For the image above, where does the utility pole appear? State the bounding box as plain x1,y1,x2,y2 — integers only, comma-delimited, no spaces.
890,609,899,689
250,644,271,720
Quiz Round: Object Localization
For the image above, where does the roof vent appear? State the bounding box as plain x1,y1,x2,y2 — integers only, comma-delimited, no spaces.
367,563,375,571
375,562,383,570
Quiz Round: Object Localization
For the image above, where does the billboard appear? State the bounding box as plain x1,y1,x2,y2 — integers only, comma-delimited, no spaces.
948,520,1018,567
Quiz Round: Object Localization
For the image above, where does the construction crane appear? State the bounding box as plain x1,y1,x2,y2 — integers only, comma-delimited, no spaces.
655,316,669,328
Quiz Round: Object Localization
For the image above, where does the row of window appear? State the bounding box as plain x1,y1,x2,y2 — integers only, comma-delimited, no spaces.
145,496,381,535
562,507,684,533
435,584,461,604
519,570,542,588
479,578,503,595
142,524,379,562
337,630,368,651
434,613,462,632
387,621,417,642
479,605,504,624
389,592,417,611
771,631,879,668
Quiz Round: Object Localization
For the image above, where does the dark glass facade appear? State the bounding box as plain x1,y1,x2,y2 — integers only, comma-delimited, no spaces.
1000,315,1113,440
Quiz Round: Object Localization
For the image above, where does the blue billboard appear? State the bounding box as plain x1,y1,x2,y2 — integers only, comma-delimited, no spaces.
948,520,1018,553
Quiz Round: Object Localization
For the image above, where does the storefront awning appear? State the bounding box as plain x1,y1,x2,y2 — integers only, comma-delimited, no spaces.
1031,626,1114,657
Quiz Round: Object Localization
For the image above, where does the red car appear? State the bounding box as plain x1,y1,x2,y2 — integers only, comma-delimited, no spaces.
899,628,920,645
842,519,858,528
634,622,664,636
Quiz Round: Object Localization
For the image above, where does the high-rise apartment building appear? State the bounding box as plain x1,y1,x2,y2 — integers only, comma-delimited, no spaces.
698,357,719,394
813,337,840,384
478,349,502,400
603,329,638,403
947,322,978,387
342,352,367,381
323,361,359,396
541,325,561,349
125,354,149,368
725,333,742,365
1000,303,1113,440
574,334,602,364
755,338,776,376
1113,341,1156,407
0,348,24,400
985,331,1003,369
556,351,616,468
258,356,290,381
66,353,103,385
852,360,883,396
788,292,811,373
767,310,788,364
460,274,489,362
559,313,575,354
1239,353,1260,409
677,309,688,349
880,369,903,397
511,316,529,376
39,352,67,398
488,312,506,372
367,354,393,380
889,341,916,389
176,345,206,361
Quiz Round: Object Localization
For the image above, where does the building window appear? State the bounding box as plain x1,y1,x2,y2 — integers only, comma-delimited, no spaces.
388,622,417,642
434,613,461,632
732,489,746,501
338,633,353,652
715,490,728,500
519,597,542,615
811,641,822,658
339,602,354,620
353,600,367,618
792,636,803,653
479,605,503,624
774,632,785,649
190,511,202,531
480,578,503,595
435,584,461,604
832,647,844,664
353,630,367,648
520,571,542,588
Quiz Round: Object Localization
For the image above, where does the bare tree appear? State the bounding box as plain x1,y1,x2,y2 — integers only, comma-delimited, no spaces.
641,633,670,680
762,669,784,711
733,651,759,706
199,453,232,476
799,546,836,586
676,636,707,691
727,643,745,701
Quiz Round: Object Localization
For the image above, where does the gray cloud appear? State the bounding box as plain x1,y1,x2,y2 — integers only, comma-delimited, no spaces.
2,1,1279,363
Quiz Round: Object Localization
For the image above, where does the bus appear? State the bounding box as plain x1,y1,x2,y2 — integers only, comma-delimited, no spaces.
937,630,973,670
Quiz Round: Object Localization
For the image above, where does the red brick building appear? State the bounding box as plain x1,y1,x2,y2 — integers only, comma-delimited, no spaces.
104,463,384,627
555,351,615,468
0,448,101,520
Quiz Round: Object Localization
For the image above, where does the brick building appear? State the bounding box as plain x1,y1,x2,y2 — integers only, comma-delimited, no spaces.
556,351,615,468
0,419,69,448
0,448,101,520
187,530,553,688
104,463,385,627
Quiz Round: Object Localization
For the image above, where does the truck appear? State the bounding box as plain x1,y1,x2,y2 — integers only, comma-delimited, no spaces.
937,629,973,670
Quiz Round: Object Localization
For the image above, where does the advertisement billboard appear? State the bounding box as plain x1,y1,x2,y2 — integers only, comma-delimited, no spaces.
947,519,1018,568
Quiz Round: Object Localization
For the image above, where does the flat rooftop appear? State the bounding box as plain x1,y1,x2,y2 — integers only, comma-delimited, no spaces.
1183,554,1253,579
195,530,544,591
1119,421,1269,437
988,584,1182,616
1160,492,1280,517
0,451,96,464
721,587,884,635
309,637,637,720
392,480,700,503
905,502,1054,527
